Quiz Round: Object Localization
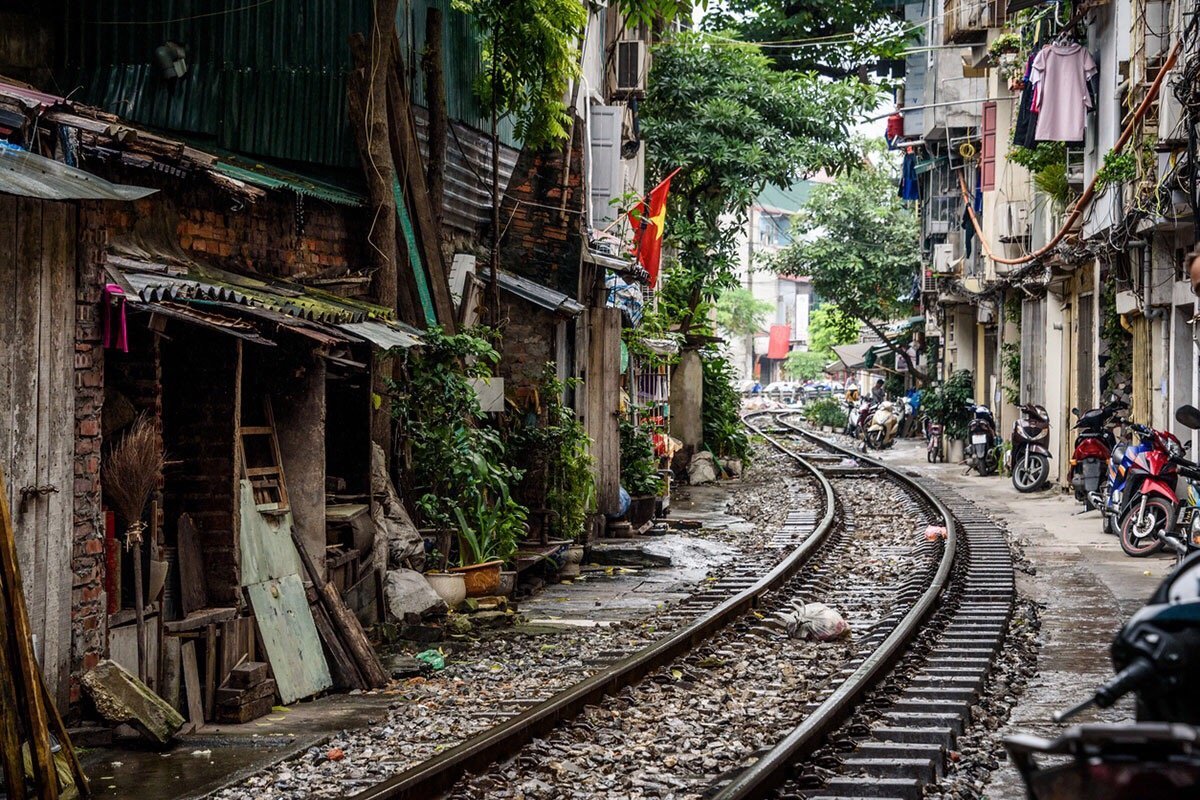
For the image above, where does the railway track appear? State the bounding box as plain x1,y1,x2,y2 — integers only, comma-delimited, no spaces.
346,411,1015,800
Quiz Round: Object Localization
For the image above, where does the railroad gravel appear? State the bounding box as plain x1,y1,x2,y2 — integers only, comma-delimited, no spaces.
210,443,813,800
440,475,937,799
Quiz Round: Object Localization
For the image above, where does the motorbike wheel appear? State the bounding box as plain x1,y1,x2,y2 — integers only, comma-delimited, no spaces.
1119,497,1172,557
1012,453,1048,493
977,452,996,477
865,430,882,450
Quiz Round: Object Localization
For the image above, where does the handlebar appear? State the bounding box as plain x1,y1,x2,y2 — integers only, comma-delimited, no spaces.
1054,657,1157,723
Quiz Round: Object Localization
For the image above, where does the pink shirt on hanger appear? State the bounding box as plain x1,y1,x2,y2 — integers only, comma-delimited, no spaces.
1031,43,1097,142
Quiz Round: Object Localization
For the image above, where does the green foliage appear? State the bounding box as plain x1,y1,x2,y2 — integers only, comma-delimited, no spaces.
987,33,1022,56
700,349,752,461
1001,341,1021,406
620,417,666,497
1034,162,1072,209
389,326,527,566
453,0,588,148
715,288,773,336
1009,142,1066,173
769,144,924,380
698,0,913,78
1096,150,1137,187
642,32,879,332
616,0,691,27
508,365,596,541
804,397,848,429
1100,281,1132,382
783,350,828,381
922,369,975,440
808,304,860,354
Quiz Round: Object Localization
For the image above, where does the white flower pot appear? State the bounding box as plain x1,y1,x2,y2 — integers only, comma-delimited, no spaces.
424,572,466,609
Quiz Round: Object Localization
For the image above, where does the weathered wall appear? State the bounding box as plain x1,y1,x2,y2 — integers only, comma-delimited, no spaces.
499,298,559,389
669,349,704,454
71,202,108,705
497,124,586,298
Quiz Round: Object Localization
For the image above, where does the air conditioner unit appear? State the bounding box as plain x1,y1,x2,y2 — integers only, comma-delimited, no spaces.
932,243,956,273
1161,70,1186,143
614,40,646,98
998,200,1030,242
922,271,940,293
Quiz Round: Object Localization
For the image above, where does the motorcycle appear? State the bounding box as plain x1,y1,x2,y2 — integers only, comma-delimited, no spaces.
1009,403,1051,492
1115,422,1184,558
863,400,901,450
1004,550,1200,798
1070,397,1128,509
849,399,876,442
925,417,944,463
965,404,999,476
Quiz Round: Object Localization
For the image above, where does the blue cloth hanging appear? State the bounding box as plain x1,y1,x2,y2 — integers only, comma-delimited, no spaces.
898,153,920,201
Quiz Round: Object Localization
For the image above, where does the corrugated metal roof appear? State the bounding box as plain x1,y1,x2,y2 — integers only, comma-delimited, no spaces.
338,321,421,350
481,268,585,316
211,156,364,207
0,144,157,201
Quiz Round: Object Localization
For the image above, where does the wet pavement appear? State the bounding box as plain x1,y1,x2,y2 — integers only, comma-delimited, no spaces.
868,438,1167,798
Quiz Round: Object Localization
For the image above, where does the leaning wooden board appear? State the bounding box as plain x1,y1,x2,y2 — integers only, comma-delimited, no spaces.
245,575,332,704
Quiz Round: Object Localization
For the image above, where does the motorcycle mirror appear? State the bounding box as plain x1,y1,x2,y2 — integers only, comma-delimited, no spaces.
1177,405,1200,430
1071,407,1080,417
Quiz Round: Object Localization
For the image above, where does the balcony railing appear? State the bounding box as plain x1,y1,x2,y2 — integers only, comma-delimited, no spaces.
944,0,1004,44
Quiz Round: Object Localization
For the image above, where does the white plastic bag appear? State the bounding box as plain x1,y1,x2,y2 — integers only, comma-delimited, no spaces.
773,602,850,641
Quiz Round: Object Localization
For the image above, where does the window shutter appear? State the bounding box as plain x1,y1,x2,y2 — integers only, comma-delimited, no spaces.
981,101,997,191
588,105,623,227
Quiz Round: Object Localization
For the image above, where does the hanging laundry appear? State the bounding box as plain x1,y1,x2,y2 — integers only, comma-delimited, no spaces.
1012,49,1041,148
898,152,920,201
1030,43,1097,142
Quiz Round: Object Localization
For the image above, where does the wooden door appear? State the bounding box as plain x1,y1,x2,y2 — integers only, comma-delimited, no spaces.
0,195,78,702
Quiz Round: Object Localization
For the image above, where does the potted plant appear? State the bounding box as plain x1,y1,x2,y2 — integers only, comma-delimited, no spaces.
620,418,665,528
450,488,525,597
923,370,975,461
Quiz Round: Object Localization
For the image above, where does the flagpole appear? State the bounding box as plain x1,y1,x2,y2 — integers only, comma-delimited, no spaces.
596,167,682,236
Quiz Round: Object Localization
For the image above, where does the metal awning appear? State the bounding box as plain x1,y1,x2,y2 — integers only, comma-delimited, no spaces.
337,321,422,351
0,144,156,201
830,343,875,370
481,269,585,316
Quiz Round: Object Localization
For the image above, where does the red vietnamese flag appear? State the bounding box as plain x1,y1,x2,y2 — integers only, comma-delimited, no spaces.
627,168,679,286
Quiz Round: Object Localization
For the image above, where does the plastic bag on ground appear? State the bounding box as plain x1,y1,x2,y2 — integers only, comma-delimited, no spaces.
770,602,850,641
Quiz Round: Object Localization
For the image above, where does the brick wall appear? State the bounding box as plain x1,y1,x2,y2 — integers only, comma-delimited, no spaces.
497,125,586,299
70,202,107,705
500,299,558,390
161,328,241,605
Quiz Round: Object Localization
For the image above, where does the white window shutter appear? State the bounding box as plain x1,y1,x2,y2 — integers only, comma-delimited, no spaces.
589,105,622,228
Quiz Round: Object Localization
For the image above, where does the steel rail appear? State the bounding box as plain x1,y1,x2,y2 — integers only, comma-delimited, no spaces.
713,411,959,800
348,414,835,800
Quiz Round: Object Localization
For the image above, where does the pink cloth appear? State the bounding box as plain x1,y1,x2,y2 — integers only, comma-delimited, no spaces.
103,283,129,353
1030,44,1097,142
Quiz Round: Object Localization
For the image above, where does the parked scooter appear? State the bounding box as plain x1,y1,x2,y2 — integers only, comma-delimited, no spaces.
1115,422,1185,558
863,399,901,450
965,404,999,476
1070,397,1129,509
1009,403,1051,492
1004,551,1200,798
924,417,944,463
849,399,876,442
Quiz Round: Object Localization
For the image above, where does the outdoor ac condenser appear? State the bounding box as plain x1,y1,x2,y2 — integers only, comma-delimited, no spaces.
614,40,646,97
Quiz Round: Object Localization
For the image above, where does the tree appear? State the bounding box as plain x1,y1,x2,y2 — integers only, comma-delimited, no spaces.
699,0,912,79
807,303,859,354
642,33,879,335
453,0,588,323
783,349,828,380
770,146,927,383
715,287,773,337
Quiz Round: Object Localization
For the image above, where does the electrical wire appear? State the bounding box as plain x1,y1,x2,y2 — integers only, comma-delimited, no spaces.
86,0,275,25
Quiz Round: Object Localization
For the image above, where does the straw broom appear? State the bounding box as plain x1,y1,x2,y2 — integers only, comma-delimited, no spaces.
101,414,163,683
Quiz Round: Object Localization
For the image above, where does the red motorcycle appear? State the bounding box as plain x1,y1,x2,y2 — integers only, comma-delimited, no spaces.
1118,422,1186,558
1069,398,1128,509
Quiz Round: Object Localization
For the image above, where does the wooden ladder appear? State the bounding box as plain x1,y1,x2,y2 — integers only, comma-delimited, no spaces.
239,399,289,513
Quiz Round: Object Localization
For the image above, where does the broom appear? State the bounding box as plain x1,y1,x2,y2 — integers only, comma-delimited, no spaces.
101,414,164,683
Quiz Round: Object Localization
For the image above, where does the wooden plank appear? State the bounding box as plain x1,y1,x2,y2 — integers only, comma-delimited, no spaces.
12,196,43,658
39,671,90,799
0,495,27,800
237,481,302,586
204,624,217,721
309,599,365,690
245,575,333,704
164,607,237,633
386,35,456,332
0,194,17,546
181,640,204,732
42,200,75,704
0,462,58,798
177,514,210,615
